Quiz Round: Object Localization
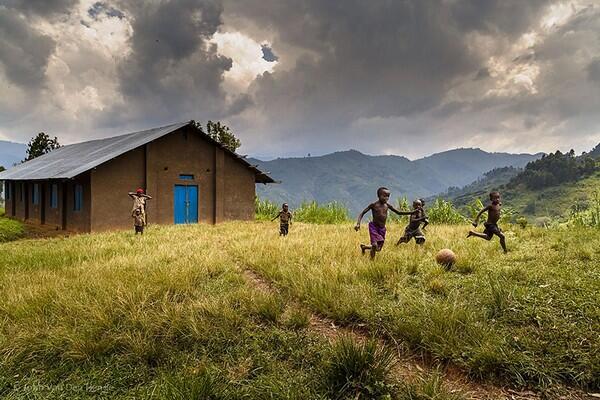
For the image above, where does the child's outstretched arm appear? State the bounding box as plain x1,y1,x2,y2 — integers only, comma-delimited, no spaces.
271,211,281,222
355,204,372,230
472,206,490,227
388,204,414,216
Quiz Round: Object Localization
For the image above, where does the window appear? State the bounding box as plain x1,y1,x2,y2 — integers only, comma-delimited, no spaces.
74,184,83,211
179,174,194,180
50,184,58,209
32,183,39,205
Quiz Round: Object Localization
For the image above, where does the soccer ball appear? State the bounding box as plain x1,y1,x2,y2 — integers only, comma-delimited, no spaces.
435,249,456,267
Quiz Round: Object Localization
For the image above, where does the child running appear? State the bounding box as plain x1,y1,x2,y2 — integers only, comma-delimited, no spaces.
396,199,427,245
355,187,413,259
467,191,507,253
272,203,293,236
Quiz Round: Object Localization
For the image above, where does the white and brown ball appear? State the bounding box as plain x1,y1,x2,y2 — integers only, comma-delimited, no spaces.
435,249,456,267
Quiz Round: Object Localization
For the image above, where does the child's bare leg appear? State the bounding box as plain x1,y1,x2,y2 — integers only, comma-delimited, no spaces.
497,233,507,253
467,231,491,240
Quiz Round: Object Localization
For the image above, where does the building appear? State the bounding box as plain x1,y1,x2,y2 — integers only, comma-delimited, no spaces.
0,122,274,232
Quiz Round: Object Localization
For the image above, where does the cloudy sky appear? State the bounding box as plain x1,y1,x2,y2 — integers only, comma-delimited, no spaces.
0,0,599,159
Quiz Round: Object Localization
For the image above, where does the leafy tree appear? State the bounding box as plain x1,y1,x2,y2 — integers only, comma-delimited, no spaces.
509,149,598,190
192,120,241,152
24,132,60,162
0,165,5,172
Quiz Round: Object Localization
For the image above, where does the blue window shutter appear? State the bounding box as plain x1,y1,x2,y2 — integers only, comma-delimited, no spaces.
32,184,39,205
51,184,58,208
74,184,83,211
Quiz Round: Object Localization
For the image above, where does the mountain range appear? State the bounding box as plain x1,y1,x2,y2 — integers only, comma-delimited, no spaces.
252,148,542,213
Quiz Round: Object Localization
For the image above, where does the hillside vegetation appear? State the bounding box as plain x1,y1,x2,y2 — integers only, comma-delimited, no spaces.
1,222,598,398
443,149,600,221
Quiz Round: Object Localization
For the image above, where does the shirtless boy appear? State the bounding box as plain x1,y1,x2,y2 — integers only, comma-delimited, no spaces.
397,199,427,245
355,187,413,259
467,191,507,253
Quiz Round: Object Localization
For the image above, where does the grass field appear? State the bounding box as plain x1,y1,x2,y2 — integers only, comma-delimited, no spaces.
0,221,598,399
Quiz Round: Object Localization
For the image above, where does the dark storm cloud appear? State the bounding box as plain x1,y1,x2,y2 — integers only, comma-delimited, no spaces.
588,59,600,82
2,0,78,16
474,67,491,80
1,0,599,158
225,0,554,145
0,8,56,88
448,0,551,35
106,0,235,126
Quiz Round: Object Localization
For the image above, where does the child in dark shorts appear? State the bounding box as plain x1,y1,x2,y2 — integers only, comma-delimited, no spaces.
272,203,293,236
397,200,427,245
355,187,413,259
133,208,144,235
467,191,507,253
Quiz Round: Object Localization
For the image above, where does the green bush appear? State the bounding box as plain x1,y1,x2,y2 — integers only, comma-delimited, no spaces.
256,198,350,224
568,191,600,228
255,197,280,221
427,199,466,224
294,201,350,224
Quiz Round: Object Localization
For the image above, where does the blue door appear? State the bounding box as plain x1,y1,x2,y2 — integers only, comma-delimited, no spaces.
174,185,198,224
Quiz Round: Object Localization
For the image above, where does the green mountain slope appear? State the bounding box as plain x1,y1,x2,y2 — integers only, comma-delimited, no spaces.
442,148,600,220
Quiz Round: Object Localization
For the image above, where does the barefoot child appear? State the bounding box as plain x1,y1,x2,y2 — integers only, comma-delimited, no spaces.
355,187,413,259
397,199,427,245
128,188,152,226
467,191,507,253
133,208,144,235
272,203,293,236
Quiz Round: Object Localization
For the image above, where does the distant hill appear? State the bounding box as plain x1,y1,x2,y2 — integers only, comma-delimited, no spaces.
0,141,26,168
252,148,542,214
440,146,600,219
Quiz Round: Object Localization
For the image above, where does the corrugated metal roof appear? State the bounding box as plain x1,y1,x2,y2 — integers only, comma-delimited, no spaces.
0,122,274,183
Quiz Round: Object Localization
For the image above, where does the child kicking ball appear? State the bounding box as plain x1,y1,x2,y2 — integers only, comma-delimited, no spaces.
467,191,507,253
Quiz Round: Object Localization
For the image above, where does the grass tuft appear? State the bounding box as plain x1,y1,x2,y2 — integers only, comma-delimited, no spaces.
326,336,396,399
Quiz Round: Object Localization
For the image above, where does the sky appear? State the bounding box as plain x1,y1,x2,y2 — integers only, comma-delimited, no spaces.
0,0,599,160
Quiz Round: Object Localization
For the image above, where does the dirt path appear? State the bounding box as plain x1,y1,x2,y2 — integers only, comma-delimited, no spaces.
241,267,593,400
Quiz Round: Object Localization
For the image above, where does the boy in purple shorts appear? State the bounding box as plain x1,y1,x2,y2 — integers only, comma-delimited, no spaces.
355,187,414,259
